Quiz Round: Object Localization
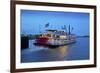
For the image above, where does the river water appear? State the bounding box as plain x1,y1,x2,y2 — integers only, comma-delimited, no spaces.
21,37,89,63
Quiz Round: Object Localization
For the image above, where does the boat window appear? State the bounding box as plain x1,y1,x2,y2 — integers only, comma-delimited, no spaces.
56,35,60,38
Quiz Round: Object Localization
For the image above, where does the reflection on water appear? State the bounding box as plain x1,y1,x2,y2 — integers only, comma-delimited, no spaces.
21,37,89,63
57,46,69,60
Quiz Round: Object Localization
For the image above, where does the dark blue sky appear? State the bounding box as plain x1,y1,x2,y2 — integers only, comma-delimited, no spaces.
21,10,90,36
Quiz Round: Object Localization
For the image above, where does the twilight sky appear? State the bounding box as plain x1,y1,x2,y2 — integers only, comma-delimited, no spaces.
21,9,90,36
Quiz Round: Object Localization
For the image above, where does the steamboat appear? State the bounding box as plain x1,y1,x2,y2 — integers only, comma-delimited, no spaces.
34,25,76,47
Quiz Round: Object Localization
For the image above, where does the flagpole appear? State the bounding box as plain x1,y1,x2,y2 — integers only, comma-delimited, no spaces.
39,24,41,33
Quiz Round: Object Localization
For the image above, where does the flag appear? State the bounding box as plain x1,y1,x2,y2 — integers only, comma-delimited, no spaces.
45,22,49,27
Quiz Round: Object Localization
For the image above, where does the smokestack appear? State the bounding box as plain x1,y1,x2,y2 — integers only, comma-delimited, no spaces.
68,25,71,34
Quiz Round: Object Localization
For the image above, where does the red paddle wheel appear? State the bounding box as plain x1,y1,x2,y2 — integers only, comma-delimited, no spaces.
35,37,49,45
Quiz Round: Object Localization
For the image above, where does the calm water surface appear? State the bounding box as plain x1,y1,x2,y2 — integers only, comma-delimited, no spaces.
21,37,89,63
